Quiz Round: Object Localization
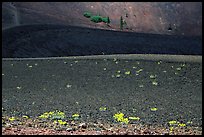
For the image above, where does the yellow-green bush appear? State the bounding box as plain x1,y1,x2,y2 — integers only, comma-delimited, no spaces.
113,112,129,124
38,110,66,120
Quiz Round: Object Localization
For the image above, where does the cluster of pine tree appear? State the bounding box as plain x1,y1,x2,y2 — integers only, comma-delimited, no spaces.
84,12,110,24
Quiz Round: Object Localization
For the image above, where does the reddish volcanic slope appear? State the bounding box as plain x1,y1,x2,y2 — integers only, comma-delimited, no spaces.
2,2,202,36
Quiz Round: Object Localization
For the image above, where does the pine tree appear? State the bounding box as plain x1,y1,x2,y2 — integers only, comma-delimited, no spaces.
120,16,123,30
107,17,110,24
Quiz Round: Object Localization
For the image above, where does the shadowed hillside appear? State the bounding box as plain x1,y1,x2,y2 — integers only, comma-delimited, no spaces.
2,24,202,58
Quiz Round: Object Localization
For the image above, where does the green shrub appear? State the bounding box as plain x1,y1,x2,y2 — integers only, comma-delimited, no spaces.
90,16,103,23
102,17,110,23
84,12,92,18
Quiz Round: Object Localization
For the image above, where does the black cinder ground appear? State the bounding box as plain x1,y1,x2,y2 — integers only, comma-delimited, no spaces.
2,58,202,128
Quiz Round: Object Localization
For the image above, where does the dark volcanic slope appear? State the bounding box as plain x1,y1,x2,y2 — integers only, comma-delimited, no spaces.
2,24,202,58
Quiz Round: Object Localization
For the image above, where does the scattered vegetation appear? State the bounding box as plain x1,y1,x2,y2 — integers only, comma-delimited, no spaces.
38,110,66,120
2,60,199,135
84,11,110,24
167,120,190,133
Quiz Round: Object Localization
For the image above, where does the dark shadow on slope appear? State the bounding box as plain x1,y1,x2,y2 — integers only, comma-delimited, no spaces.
2,24,202,58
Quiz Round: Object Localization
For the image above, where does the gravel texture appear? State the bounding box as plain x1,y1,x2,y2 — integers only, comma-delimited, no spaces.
2,58,202,135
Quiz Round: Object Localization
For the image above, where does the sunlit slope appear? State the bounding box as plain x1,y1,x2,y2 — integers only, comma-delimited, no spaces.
2,2,202,36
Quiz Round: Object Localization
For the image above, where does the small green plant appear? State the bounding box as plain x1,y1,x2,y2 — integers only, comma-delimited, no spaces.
168,120,179,126
22,115,29,119
176,67,181,71
178,123,186,127
116,70,121,73
51,111,65,120
116,74,121,78
53,119,67,125
181,64,186,67
150,107,158,111
136,69,143,73
150,74,157,79
16,86,22,90
99,107,107,111
125,71,131,75
72,113,80,120
152,81,158,86
139,84,144,88
169,126,174,133
187,121,193,124
9,117,15,121
157,61,162,64
113,112,129,124
38,110,66,120
128,116,140,120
